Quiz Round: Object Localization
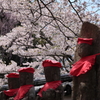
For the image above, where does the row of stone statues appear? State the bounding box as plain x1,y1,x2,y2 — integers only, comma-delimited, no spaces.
0,59,64,100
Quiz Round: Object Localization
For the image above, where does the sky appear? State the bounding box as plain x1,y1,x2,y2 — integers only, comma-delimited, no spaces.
57,0,100,14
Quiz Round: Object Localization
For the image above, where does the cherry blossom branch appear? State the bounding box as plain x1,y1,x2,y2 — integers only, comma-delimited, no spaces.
39,0,77,39
68,0,83,23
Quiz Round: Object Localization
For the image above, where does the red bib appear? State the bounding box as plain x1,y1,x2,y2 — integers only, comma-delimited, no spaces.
4,88,19,96
70,53,100,76
38,80,61,97
14,85,33,100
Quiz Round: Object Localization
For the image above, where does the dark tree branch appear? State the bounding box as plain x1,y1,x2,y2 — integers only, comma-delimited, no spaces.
56,19,78,36
34,1,78,38
37,0,42,15
68,0,83,23
40,19,54,31
39,0,76,40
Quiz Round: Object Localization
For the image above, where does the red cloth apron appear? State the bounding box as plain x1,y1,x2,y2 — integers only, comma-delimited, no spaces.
70,53,100,76
38,80,61,97
4,88,19,96
14,85,33,100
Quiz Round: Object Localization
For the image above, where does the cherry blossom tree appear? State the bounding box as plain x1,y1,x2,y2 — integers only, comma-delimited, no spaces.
0,0,99,85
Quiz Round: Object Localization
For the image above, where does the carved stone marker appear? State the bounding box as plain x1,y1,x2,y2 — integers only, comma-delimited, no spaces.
0,73,20,100
14,67,35,100
36,59,64,100
70,22,100,100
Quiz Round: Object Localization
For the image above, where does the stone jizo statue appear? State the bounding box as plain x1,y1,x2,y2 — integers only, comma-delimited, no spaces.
36,59,64,100
0,73,20,100
14,67,35,100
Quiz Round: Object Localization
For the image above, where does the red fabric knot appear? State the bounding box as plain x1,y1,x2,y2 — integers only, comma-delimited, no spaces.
6,73,19,78
70,53,100,76
38,80,62,97
4,88,19,97
14,85,34,100
18,67,35,73
42,59,62,68
77,38,93,45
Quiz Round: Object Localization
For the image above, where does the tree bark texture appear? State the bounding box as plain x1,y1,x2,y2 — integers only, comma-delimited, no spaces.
72,22,100,100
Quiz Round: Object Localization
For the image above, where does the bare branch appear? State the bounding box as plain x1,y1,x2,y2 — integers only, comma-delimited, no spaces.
68,0,83,23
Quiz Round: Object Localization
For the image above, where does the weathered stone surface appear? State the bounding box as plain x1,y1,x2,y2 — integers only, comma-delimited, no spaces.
72,22,100,100
36,65,64,100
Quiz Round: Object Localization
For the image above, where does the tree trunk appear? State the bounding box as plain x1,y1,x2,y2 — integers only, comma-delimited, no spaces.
72,22,100,100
